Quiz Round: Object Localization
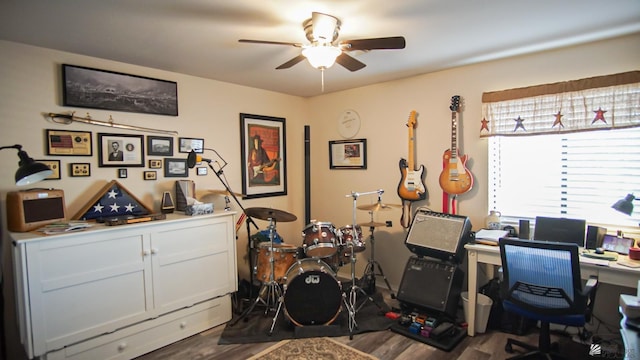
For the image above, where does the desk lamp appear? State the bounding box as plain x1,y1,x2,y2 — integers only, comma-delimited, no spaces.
0,144,52,186
612,194,636,216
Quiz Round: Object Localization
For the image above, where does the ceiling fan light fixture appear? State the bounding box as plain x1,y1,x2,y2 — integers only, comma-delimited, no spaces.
302,44,341,69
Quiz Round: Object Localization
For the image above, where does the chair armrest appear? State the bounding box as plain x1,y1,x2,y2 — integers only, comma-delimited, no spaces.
583,276,598,296
582,275,598,321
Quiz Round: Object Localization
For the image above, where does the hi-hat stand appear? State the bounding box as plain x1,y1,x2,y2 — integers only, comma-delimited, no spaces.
343,190,386,338
361,210,396,298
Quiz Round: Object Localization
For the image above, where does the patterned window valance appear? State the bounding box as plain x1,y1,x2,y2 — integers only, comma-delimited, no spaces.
480,71,640,137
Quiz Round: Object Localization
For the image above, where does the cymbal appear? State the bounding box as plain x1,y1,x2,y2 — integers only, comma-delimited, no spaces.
245,207,297,222
199,189,245,197
356,202,401,211
358,221,387,228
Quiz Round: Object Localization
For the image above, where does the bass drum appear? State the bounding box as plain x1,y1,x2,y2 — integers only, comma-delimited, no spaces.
283,258,343,326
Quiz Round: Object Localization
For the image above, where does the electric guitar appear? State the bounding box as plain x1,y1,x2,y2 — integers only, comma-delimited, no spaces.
251,157,280,179
439,95,473,195
397,111,427,201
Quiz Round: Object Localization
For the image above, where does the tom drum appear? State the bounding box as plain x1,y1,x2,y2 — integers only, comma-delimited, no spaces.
302,221,338,258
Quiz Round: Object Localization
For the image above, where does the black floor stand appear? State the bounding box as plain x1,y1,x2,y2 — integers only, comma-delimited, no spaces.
361,225,395,298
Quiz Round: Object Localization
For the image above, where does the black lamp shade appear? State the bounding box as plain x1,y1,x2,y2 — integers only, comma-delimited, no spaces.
15,150,53,186
611,194,635,216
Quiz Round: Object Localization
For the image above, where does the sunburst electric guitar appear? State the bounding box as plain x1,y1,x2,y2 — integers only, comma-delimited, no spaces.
397,111,427,201
439,95,473,195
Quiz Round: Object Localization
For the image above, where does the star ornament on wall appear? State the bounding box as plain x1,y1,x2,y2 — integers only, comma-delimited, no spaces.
513,116,526,132
592,107,607,124
480,118,489,132
552,111,564,128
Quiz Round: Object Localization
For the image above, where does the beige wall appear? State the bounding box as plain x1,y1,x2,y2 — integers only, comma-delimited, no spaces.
0,32,638,356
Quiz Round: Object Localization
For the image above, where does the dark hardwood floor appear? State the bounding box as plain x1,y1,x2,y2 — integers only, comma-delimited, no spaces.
136,286,595,360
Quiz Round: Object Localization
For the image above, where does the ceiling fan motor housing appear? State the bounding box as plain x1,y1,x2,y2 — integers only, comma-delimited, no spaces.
304,12,341,44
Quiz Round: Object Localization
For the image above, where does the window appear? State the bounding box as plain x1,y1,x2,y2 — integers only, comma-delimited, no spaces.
488,128,640,228
483,72,640,230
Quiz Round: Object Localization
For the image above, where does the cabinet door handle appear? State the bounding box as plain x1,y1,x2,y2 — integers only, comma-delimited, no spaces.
180,321,187,329
142,249,150,256
151,247,159,254
117,342,127,352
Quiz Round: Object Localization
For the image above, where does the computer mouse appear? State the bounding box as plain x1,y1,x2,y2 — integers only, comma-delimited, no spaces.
595,247,605,254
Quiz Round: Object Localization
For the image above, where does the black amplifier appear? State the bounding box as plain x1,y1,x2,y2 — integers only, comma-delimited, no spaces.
396,256,464,319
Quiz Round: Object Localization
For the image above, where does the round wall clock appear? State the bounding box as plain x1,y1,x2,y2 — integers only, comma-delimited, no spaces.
337,109,361,138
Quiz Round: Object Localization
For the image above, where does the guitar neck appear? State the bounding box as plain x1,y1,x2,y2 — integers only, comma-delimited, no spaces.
408,123,415,169
450,111,458,159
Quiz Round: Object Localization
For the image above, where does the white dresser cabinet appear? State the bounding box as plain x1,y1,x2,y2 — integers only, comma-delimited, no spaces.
11,212,237,359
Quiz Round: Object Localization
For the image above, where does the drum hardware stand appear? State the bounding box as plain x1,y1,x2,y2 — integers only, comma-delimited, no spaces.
230,217,281,327
342,190,386,338
362,210,396,299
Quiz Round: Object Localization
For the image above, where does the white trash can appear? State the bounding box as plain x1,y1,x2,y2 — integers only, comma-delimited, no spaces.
461,291,493,334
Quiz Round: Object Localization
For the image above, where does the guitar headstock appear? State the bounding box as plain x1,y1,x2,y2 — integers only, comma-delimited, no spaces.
450,95,461,112
407,110,417,128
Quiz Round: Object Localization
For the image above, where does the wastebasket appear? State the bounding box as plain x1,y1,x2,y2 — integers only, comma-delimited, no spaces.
461,291,493,334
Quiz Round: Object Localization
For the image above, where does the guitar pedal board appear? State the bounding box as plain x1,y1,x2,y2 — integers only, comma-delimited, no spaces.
390,310,466,352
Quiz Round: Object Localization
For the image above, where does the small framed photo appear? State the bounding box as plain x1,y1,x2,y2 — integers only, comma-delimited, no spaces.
70,163,91,177
37,159,61,180
98,133,144,167
329,138,367,169
45,129,92,156
143,171,157,181
164,158,188,177
196,167,208,176
118,168,128,178
147,136,173,156
148,159,162,169
178,137,204,153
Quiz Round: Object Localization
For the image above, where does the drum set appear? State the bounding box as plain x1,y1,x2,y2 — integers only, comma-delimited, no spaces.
232,189,397,337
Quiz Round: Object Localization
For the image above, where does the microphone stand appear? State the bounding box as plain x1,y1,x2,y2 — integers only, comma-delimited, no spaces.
195,150,260,308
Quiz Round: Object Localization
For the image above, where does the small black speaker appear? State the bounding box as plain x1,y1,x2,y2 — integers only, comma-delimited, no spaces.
397,256,463,318
585,225,607,249
518,219,530,239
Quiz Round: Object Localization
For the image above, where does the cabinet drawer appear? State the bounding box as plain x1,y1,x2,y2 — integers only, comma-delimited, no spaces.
47,296,231,360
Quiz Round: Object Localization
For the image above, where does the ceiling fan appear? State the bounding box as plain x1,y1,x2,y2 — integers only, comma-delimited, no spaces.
239,12,406,72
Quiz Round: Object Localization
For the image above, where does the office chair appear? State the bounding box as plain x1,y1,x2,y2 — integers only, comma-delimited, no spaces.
499,238,598,359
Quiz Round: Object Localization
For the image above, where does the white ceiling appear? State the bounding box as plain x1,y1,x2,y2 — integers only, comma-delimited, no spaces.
1,1,639,97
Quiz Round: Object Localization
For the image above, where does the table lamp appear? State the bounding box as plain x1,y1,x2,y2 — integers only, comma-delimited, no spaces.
0,144,53,186
612,194,636,216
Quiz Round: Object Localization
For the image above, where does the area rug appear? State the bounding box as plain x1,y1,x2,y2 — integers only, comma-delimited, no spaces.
247,337,378,360
219,290,394,344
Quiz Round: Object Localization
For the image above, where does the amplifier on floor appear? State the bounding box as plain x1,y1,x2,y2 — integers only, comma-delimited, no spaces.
404,209,472,263
396,256,464,319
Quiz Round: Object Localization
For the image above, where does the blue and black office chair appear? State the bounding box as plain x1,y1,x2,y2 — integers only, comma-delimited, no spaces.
499,238,598,359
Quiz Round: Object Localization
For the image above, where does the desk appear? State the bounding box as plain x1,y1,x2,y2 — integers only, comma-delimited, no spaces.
465,243,640,336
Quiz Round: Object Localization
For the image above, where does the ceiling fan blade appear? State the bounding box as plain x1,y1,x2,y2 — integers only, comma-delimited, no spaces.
335,53,366,72
341,36,406,51
276,54,307,69
238,39,302,47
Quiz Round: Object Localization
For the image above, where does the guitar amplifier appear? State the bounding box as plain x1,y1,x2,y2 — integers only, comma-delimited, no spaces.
7,189,67,232
404,209,472,263
397,256,464,318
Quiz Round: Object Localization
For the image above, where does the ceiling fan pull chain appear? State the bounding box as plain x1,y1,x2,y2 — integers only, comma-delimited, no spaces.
321,68,325,92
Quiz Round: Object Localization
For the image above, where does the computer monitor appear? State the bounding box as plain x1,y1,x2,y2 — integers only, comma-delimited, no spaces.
533,216,587,247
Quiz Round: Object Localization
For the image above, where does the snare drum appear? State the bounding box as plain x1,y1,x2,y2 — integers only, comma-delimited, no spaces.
283,258,342,326
302,222,338,258
339,224,365,252
255,243,298,283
